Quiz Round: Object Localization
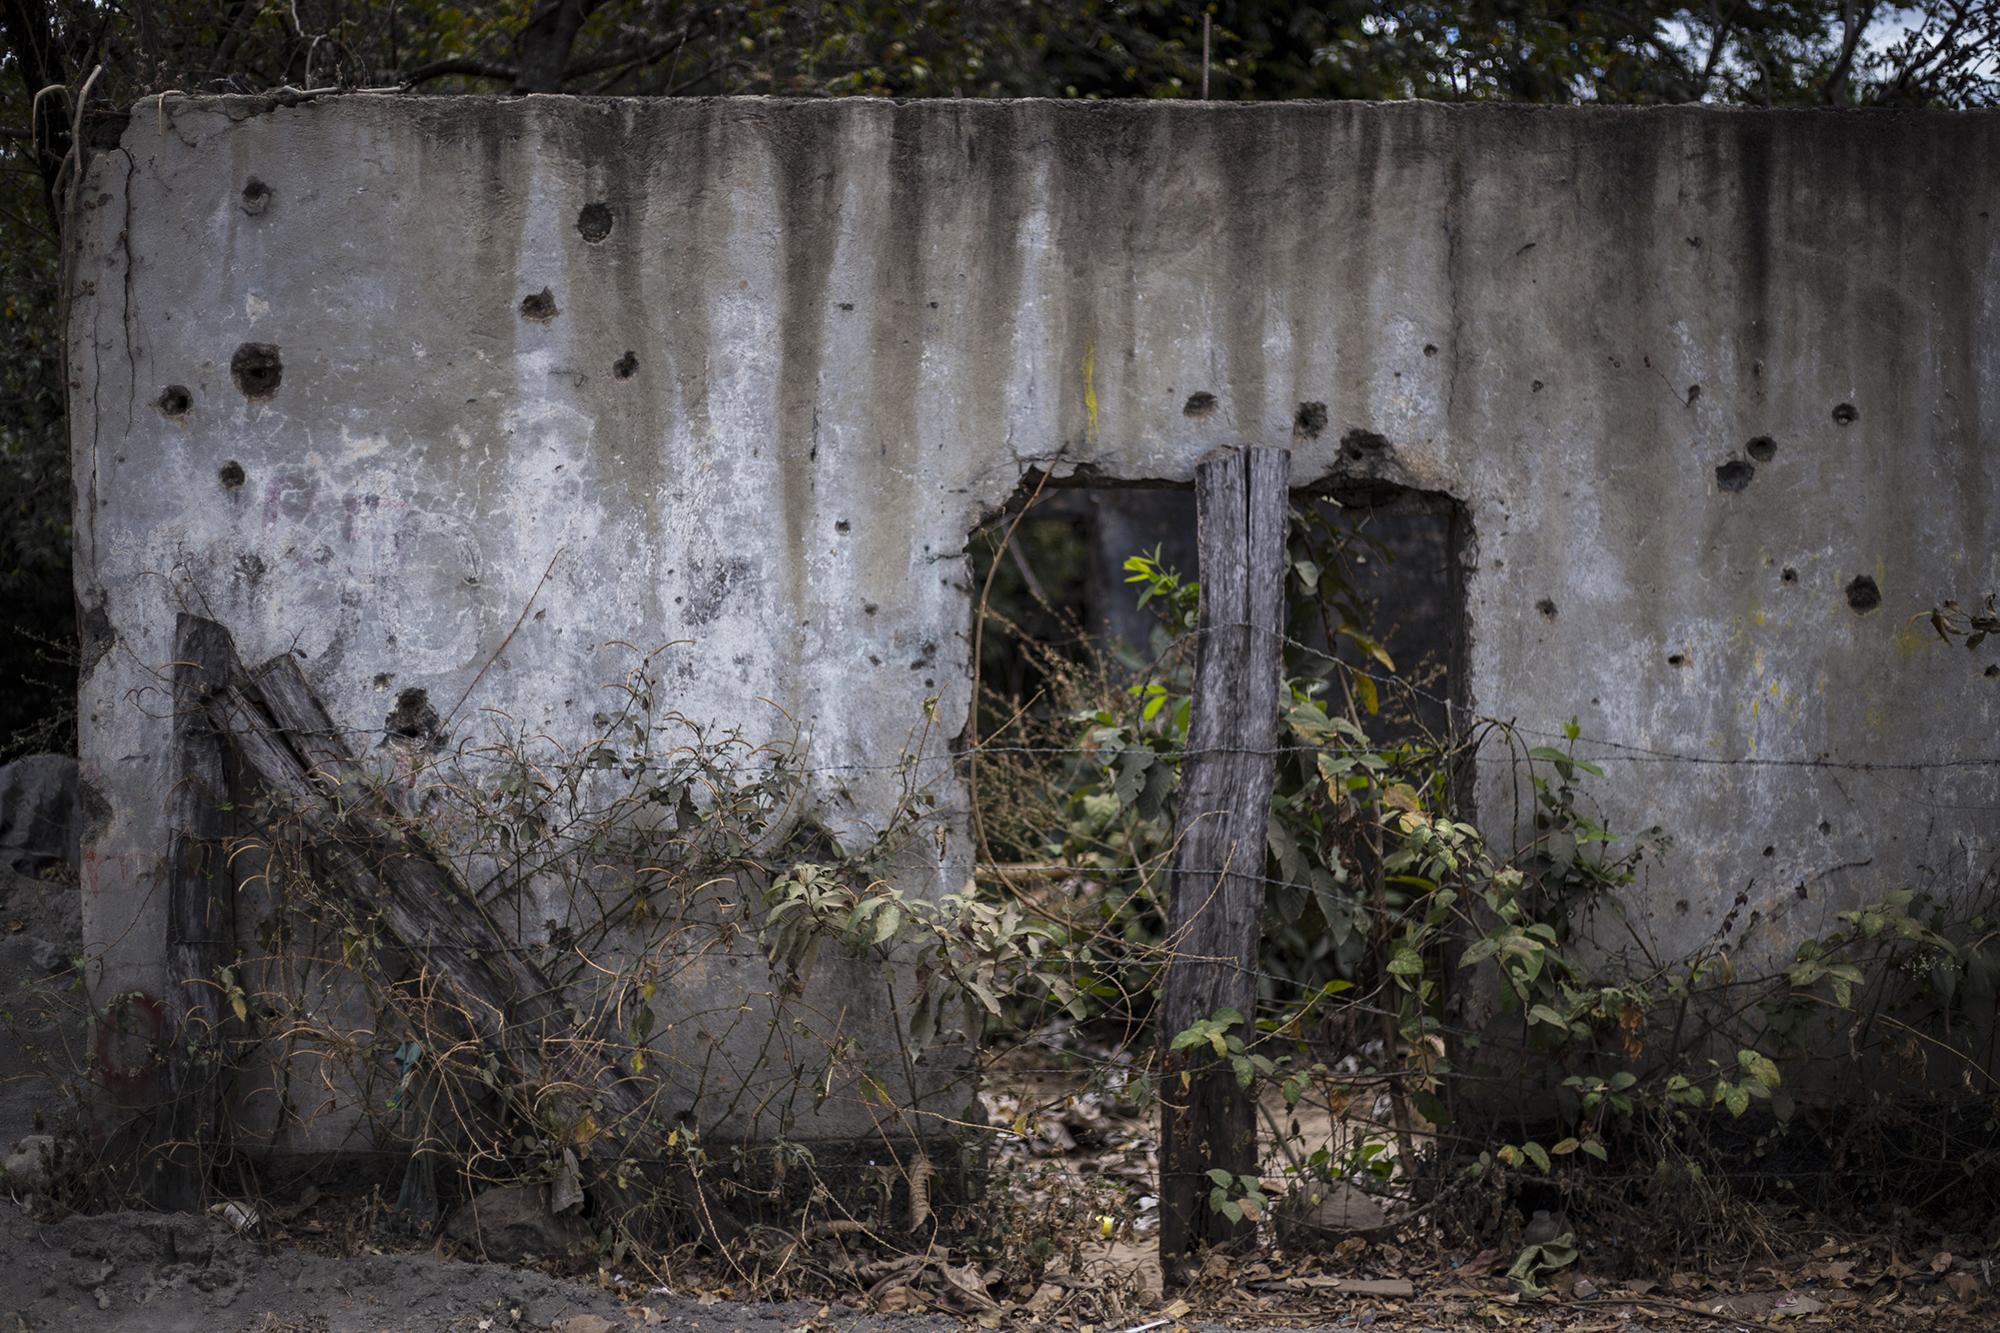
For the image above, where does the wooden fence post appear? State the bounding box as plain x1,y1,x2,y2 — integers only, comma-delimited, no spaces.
155,612,239,1208
180,619,740,1242
1159,444,1290,1278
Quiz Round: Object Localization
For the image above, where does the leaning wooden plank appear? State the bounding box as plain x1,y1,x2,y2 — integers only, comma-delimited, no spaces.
194,626,734,1240
1158,445,1291,1279
154,613,240,1209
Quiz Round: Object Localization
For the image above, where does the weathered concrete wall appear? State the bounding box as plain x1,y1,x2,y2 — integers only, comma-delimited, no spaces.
70,95,2000,1145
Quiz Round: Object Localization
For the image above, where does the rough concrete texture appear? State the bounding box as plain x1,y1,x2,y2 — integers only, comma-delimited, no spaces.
69,96,2000,1143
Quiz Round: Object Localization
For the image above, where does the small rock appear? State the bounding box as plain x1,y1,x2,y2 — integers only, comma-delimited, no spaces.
445,1183,591,1263
551,1316,616,1333
1278,1180,1391,1246
4,1135,55,1192
1523,1208,1568,1246
29,937,64,972
0,755,79,873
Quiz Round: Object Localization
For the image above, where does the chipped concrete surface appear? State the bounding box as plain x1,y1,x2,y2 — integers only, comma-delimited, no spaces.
68,96,2000,1141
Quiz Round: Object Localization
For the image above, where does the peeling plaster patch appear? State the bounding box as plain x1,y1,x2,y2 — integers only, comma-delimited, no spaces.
683,557,752,626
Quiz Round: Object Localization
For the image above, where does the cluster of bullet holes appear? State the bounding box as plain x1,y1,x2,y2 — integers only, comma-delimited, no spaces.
157,385,191,417
218,461,246,490
1293,401,1328,440
241,177,272,216
1846,575,1882,614
230,343,282,398
1716,436,1781,493
614,351,638,380
1183,391,1218,419
575,202,614,244
520,288,559,321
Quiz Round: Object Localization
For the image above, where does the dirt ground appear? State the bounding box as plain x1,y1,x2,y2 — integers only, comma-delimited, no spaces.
0,1204,942,1333
0,1202,1989,1333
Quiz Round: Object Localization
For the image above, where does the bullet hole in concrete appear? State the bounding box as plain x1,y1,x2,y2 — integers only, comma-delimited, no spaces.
1782,567,1798,584
1423,343,1438,358
1667,652,1688,668
241,177,272,216
1183,391,1218,419
835,520,851,534
613,351,638,379
863,603,878,616
1762,845,1775,857
1531,379,1544,393
157,385,192,417
1747,435,1777,461
1845,575,1881,614
372,673,393,691
1832,402,1859,426
385,687,442,749
1341,428,1391,462
869,654,882,666
837,302,854,312
575,202,614,243
519,288,559,321
1715,460,1755,492
218,461,246,490
1685,235,1702,248
1986,664,2000,679
1536,598,1557,619
1687,384,1702,405
1293,401,1328,440
1818,819,1831,835
1675,899,1689,914
230,343,282,398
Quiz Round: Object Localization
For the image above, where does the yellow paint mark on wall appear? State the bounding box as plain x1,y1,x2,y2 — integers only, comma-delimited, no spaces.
1082,343,1099,443
1894,622,1932,659
1753,609,1766,627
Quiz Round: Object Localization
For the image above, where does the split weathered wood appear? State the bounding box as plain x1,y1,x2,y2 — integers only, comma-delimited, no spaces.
155,612,240,1209
189,622,733,1239
1158,445,1290,1277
